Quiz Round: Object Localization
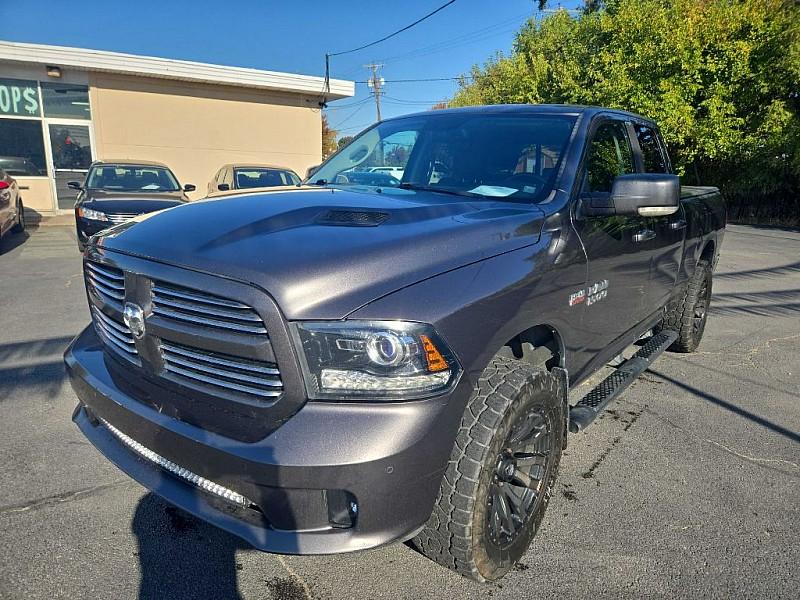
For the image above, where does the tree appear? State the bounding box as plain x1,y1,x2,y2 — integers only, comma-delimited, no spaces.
337,135,355,149
452,0,800,222
321,114,338,159
431,101,449,110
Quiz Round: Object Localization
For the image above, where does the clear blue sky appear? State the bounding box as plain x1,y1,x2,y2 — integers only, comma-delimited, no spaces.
2,0,581,137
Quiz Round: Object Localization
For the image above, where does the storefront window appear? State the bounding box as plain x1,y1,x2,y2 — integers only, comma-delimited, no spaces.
48,124,92,170
0,118,48,175
0,78,40,117
41,82,91,119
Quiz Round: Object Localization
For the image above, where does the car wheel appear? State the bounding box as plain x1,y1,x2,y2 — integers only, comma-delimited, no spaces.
413,356,564,581
11,199,25,233
657,259,712,353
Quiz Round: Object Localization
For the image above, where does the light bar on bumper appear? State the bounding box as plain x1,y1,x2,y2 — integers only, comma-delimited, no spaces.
100,418,254,508
291,320,459,400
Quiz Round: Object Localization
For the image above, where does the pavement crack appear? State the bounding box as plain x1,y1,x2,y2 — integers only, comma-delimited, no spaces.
274,555,314,600
0,479,134,516
705,440,800,470
644,408,799,478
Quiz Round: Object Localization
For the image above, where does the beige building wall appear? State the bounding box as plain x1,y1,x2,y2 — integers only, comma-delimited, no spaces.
88,72,323,200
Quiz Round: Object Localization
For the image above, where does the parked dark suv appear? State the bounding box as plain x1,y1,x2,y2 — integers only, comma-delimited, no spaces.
66,105,724,581
72,160,194,251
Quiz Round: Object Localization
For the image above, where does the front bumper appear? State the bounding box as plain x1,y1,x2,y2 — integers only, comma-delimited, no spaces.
66,325,463,554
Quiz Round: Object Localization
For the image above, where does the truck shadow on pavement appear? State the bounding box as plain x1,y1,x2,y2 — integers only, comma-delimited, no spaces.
132,494,248,600
0,336,75,401
648,367,800,444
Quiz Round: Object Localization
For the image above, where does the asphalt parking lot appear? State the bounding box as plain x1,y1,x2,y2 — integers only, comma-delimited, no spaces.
0,224,798,599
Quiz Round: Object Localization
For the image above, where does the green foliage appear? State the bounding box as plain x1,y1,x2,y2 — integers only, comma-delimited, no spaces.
451,0,800,214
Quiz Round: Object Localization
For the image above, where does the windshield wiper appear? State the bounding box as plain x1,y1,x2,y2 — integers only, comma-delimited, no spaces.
397,183,478,198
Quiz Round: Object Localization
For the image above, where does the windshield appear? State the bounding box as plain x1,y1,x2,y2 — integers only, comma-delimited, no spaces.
86,165,180,192
233,168,299,188
309,112,576,202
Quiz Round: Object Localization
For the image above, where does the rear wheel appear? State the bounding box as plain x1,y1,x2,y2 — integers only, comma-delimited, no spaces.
11,199,25,233
413,357,564,581
657,259,712,353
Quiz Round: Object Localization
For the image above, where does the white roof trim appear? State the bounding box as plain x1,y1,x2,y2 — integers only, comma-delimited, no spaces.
0,40,354,100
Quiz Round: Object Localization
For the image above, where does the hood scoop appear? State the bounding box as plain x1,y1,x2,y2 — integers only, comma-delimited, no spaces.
316,209,390,227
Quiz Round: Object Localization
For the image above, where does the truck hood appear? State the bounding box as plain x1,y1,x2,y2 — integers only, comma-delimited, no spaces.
96,187,546,319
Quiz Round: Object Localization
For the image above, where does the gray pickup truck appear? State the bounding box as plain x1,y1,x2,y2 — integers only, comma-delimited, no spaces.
65,105,725,582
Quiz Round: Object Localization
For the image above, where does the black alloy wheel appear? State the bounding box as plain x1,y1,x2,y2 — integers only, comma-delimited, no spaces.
486,411,552,549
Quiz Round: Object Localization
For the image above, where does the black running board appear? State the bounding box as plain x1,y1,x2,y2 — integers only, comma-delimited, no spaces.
569,330,678,433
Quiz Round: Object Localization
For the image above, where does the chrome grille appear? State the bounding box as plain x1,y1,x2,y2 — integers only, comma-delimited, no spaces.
85,261,125,309
152,283,267,335
106,212,139,224
91,306,139,363
161,341,282,399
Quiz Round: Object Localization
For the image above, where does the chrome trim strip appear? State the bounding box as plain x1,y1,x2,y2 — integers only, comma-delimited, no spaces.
163,353,282,387
94,316,136,348
160,342,280,375
92,307,131,336
153,295,263,321
86,269,125,290
86,261,124,281
152,306,267,334
164,363,282,398
152,284,251,309
87,276,125,300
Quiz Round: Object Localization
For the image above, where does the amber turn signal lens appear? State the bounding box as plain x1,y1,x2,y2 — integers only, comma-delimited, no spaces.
420,335,449,372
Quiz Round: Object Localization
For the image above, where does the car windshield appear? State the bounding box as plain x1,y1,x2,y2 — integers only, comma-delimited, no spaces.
234,168,299,188
86,165,180,192
308,112,577,202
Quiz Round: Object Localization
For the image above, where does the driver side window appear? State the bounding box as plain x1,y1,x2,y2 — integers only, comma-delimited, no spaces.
583,121,635,194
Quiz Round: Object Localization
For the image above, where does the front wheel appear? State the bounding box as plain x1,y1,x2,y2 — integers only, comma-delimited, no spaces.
413,357,564,581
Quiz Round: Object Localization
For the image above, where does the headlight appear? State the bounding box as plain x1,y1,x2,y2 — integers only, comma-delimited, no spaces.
77,207,108,222
292,320,459,400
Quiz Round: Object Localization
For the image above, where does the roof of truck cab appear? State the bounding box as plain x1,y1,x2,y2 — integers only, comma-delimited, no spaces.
394,103,653,123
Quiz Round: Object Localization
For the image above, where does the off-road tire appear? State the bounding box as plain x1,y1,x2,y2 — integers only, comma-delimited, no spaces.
413,357,564,581
657,258,712,353
11,199,25,233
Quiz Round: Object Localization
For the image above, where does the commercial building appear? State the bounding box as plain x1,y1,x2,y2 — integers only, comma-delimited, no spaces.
0,40,353,219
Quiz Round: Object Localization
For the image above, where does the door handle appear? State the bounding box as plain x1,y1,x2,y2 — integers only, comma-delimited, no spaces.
669,219,687,230
633,229,656,243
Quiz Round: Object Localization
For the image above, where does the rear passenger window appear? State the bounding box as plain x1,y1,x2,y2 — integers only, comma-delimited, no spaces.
635,124,669,173
583,121,635,194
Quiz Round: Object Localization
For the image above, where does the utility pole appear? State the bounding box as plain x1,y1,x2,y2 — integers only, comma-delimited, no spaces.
365,63,384,122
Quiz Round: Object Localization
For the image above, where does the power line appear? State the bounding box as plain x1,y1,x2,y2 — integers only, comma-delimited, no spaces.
382,94,449,105
321,0,459,106
354,75,474,84
323,97,373,110
374,10,531,64
327,0,458,58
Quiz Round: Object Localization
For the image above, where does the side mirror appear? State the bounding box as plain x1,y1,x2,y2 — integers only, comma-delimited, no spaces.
582,173,680,217
305,165,320,180
183,183,196,192
217,183,230,191
67,181,82,190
